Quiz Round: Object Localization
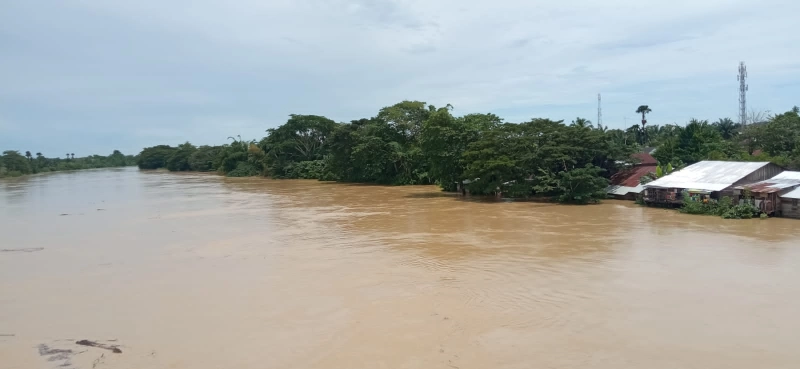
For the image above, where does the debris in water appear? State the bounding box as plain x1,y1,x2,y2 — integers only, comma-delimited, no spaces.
38,344,73,361
76,340,122,354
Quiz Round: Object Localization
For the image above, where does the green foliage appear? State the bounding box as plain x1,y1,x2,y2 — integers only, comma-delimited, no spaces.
26,100,795,209
555,165,609,204
165,142,197,171
217,137,266,177
1,151,31,175
680,191,760,219
226,161,262,177
260,114,338,177
285,160,326,179
188,146,222,172
138,145,176,169
645,107,800,170
0,149,135,178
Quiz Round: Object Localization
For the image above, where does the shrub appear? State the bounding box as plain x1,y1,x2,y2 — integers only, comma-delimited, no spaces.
226,162,261,177
722,203,760,219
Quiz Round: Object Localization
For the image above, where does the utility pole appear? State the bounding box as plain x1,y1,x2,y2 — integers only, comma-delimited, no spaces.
738,62,748,127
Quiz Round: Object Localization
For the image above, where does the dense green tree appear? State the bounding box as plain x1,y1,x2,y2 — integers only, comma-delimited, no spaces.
554,165,609,204
217,136,267,177
165,142,197,171
421,110,501,191
108,150,128,167
0,149,136,177
260,114,338,178
137,145,176,169
713,118,740,140
1,150,32,176
188,145,221,172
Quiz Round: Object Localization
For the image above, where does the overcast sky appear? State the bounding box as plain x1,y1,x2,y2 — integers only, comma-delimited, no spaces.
2,0,799,156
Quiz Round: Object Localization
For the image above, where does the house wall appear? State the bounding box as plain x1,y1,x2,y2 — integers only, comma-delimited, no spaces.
732,163,785,187
644,188,682,204
780,199,800,219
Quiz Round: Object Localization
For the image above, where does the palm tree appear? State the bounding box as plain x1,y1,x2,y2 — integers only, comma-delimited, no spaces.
35,152,42,159
70,153,75,160
713,118,740,140
635,105,652,128
66,153,70,160
25,151,32,161
635,105,652,145
571,117,593,129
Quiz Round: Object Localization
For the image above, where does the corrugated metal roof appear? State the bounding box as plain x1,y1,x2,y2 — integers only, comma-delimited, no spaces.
632,153,657,165
734,179,800,193
782,187,800,199
606,184,644,196
609,165,657,187
643,161,772,192
771,171,800,180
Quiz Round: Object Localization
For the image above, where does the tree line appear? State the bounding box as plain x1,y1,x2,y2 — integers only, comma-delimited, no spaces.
0,150,136,178
133,101,799,204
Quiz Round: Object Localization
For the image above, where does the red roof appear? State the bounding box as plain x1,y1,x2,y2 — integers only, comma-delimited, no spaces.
632,152,657,165
610,165,658,187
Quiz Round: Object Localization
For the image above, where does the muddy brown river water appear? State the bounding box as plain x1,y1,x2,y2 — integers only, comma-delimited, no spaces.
2,168,799,369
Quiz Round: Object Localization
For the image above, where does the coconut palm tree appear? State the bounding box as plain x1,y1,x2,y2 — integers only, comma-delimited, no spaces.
571,117,593,129
635,105,652,128
70,153,75,160
635,105,652,145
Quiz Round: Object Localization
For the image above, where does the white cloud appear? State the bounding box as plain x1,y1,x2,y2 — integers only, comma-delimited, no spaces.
2,0,799,153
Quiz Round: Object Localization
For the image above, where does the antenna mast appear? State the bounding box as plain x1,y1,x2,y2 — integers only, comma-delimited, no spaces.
738,62,748,127
597,93,602,128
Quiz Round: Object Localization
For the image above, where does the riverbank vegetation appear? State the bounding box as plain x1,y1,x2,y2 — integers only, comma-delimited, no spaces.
136,102,800,204
680,190,761,219
0,150,136,178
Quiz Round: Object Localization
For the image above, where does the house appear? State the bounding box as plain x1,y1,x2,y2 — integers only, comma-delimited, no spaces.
732,171,800,215
642,161,784,205
779,187,800,219
606,152,658,200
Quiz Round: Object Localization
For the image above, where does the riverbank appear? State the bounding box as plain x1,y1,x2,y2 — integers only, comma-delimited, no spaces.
0,165,137,179
0,150,136,179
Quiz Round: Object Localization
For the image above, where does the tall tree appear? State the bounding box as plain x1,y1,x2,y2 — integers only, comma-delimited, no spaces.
636,105,652,144
713,118,740,140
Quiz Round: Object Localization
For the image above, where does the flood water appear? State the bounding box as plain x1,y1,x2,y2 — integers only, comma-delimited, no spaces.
2,168,799,369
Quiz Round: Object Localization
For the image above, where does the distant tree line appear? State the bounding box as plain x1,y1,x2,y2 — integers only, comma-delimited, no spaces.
0,150,136,178
136,101,800,204
637,106,800,168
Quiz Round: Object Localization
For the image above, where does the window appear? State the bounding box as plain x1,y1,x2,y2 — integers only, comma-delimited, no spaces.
793,199,799,207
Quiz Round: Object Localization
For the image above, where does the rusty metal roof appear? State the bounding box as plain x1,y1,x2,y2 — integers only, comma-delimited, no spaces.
643,161,772,191
735,179,800,193
610,165,657,187
632,153,657,165
734,172,800,193
606,165,657,196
